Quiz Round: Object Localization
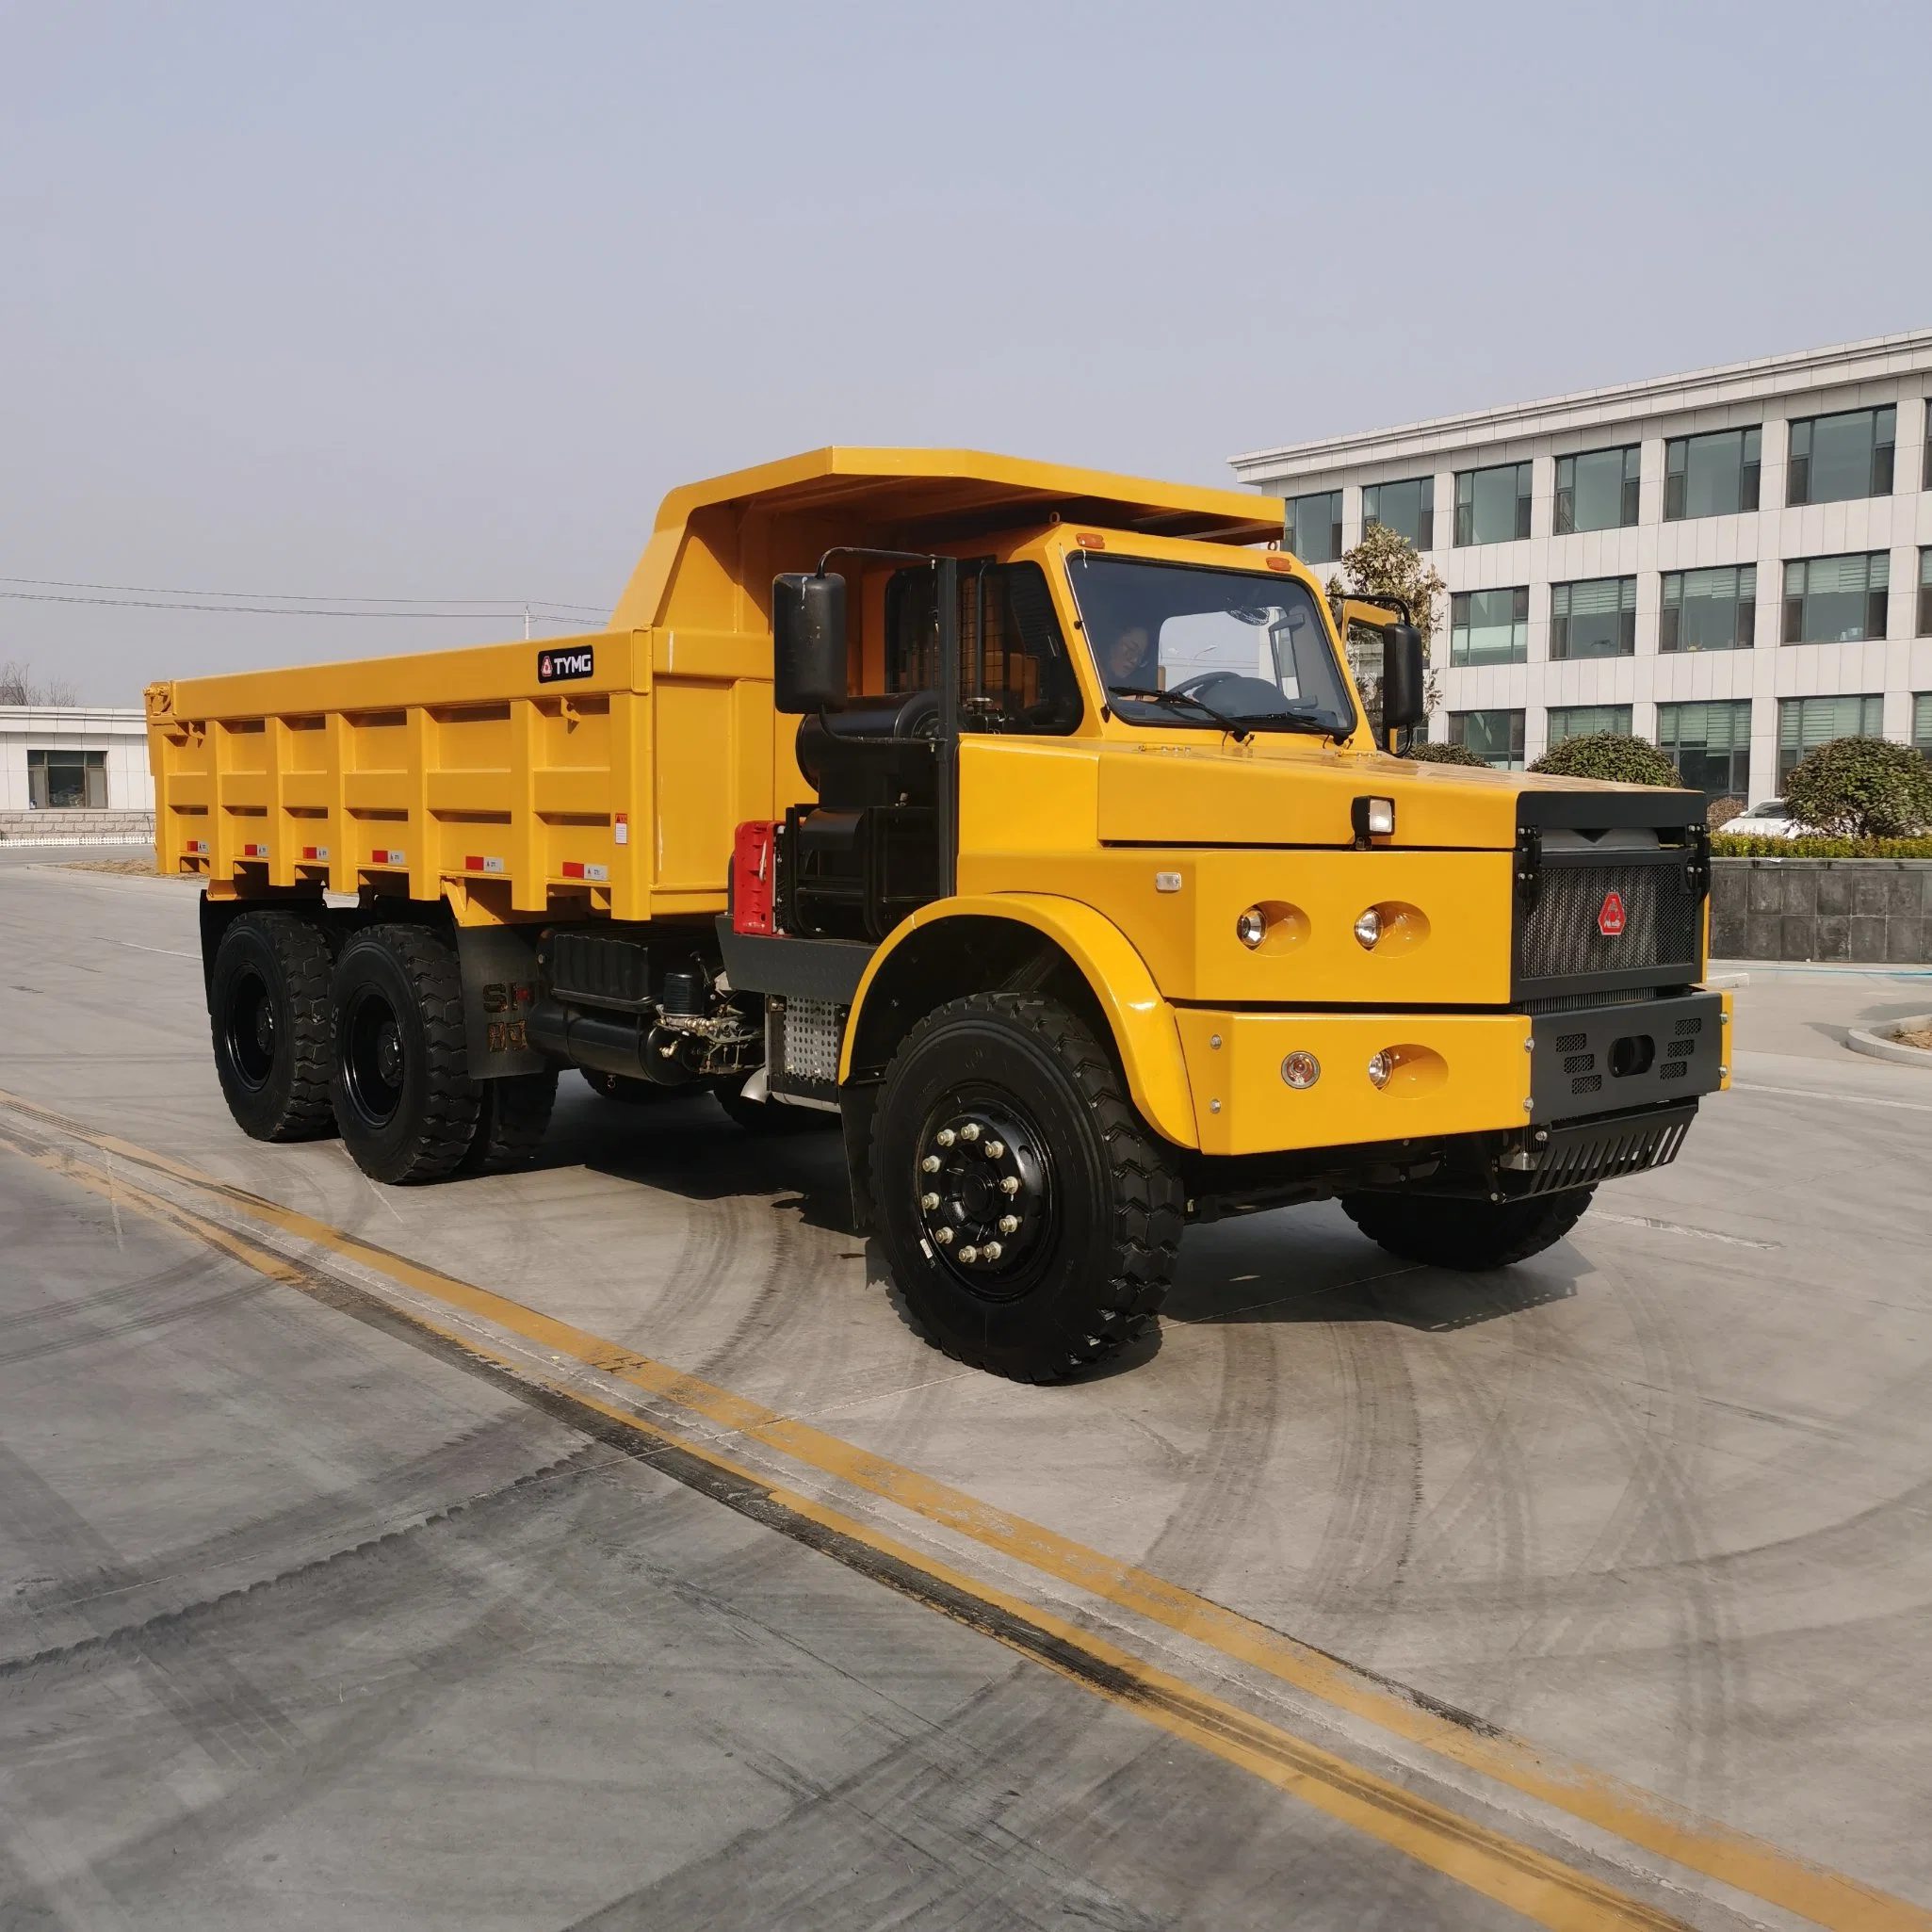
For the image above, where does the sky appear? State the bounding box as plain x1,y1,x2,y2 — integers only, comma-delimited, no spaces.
4,0,1930,703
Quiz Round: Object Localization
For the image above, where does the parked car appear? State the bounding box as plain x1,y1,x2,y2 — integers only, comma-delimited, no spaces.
1723,798,1809,837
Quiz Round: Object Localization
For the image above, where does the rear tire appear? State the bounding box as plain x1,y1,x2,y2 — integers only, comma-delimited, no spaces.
208,912,335,1142
329,924,479,1185
870,993,1183,1383
459,1069,559,1176
1339,1188,1595,1270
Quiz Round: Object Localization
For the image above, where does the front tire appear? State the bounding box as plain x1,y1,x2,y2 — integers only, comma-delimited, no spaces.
1340,1188,1595,1270
329,925,479,1184
208,912,335,1142
870,994,1183,1383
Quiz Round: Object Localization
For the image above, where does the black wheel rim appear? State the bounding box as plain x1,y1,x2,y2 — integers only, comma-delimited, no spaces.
342,986,407,1128
911,1090,1053,1303
222,968,277,1090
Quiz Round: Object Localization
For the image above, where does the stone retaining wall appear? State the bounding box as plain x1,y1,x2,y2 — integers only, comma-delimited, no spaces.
0,810,154,843
1711,857,1932,963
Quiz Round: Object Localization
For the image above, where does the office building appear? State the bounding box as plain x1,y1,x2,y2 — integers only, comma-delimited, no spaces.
1230,331,1932,803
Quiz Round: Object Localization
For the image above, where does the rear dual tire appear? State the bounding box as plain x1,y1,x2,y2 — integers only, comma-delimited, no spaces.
209,913,336,1142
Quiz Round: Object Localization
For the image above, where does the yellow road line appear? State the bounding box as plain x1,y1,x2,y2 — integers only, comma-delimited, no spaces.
0,1123,1685,1932
3,1085,1926,1932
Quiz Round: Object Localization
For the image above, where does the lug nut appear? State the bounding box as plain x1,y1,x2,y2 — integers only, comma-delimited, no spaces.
984,1139,1005,1159
920,1192,940,1211
921,1154,941,1173
982,1241,1003,1262
999,1175,1020,1195
934,1226,954,1245
959,1123,981,1142
998,1213,1019,1235
936,1128,956,1147
957,1244,979,1263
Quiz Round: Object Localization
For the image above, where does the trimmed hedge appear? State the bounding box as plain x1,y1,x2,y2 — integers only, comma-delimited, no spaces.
1403,740,1491,768
1711,834,1932,858
1529,732,1682,786
1782,736,1932,838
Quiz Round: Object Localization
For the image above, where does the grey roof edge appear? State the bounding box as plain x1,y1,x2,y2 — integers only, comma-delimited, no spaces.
1229,327,1932,479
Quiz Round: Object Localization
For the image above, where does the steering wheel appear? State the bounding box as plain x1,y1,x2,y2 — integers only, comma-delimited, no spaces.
1171,671,1285,712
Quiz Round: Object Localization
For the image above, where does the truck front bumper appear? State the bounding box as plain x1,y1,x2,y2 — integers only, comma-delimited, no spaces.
1173,990,1729,1158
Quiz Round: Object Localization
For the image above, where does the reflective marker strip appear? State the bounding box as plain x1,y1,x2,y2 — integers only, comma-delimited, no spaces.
560,861,609,883
463,855,506,874
370,848,406,866
187,840,208,854
300,845,330,862
243,842,268,859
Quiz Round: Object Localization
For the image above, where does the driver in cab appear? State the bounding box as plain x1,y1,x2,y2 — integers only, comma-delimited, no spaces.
1104,623,1158,690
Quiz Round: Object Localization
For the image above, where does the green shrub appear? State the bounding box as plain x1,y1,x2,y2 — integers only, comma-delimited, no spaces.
1712,834,1932,858
1403,739,1490,768
1529,732,1682,786
1781,736,1932,838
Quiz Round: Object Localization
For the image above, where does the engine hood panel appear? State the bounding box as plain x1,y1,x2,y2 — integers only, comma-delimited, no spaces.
1093,744,1704,851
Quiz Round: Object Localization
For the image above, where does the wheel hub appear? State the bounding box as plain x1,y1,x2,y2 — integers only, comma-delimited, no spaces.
915,1103,1048,1293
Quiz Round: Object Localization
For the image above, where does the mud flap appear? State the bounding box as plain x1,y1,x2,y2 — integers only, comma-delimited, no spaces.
453,925,548,1080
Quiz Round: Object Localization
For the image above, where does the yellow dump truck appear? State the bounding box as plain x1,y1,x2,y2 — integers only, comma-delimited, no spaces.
149,448,1729,1380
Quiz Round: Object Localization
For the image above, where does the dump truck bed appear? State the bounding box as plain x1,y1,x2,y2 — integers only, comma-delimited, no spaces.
146,627,786,922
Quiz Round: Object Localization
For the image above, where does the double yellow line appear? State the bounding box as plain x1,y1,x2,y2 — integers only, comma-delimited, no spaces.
2,1086,1923,1932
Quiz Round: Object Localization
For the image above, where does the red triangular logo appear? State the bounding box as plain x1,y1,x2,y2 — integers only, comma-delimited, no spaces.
1598,890,1626,937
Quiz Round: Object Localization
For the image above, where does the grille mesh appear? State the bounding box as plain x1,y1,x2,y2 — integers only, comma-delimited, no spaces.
782,998,844,1084
1518,861,1700,986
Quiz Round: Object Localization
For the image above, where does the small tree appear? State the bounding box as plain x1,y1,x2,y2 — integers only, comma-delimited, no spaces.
1706,795,1745,829
1530,732,1682,787
1783,736,1932,837
0,660,75,706
1324,525,1446,734
1404,739,1490,768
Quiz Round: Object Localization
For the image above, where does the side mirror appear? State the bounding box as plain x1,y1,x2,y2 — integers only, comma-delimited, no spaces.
1381,622,1426,731
771,572,848,713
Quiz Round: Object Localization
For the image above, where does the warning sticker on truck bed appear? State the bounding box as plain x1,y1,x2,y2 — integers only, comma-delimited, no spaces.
538,644,594,684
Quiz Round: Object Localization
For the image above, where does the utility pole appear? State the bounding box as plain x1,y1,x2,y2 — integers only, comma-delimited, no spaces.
524,604,531,641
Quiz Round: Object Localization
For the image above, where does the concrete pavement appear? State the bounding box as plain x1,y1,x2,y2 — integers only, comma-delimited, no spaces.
2,859,1929,1929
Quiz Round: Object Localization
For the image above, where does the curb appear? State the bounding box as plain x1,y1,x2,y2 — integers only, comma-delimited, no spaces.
1845,1015,1932,1070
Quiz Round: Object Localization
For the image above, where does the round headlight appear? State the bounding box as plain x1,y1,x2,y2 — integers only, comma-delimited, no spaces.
1236,907,1266,950
1354,907,1382,950
1280,1050,1321,1090
1367,1050,1392,1089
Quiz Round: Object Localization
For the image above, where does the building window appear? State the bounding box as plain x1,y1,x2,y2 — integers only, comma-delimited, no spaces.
1550,576,1636,658
1924,406,1932,492
1453,462,1533,545
1548,705,1632,745
1658,700,1751,797
1915,692,1932,761
1362,476,1434,550
1786,405,1895,505
1664,426,1761,519
1284,491,1342,565
1447,709,1525,770
1782,552,1890,644
1449,586,1529,665
1778,694,1884,783
1920,547,1932,637
1554,446,1640,533
26,748,106,809
1660,564,1757,652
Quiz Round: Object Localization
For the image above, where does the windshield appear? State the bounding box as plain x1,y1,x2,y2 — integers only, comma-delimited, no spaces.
1066,553,1357,737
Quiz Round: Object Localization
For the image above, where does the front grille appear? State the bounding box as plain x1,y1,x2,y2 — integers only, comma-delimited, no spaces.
1517,859,1701,992
1513,1105,1696,1196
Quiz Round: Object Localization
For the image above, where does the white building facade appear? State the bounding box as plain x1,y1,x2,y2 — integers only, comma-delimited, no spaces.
0,706,154,839
1230,330,1932,805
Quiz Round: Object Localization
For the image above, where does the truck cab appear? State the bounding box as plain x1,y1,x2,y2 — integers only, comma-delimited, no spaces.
153,448,1729,1382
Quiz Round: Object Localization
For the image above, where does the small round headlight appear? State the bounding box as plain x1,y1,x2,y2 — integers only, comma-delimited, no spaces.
1281,1050,1321,1090
1367,1050,1392,1089
1236,907,1266,950
1354,907,1382,950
